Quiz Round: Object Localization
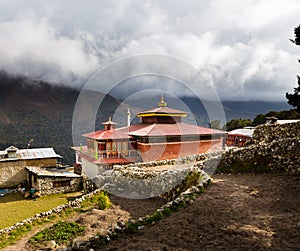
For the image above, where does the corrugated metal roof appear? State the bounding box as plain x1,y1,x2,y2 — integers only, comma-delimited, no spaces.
228,128,255,137
26,166,80,178
0,147,60,161
17,148,59,160
276,119,300,125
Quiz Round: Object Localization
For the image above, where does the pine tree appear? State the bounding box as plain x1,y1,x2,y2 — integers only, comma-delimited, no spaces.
286,25,300,113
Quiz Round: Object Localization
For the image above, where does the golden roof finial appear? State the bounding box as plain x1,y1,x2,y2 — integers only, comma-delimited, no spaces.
158,95,167,107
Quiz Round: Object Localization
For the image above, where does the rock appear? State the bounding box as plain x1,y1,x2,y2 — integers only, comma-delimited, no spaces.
117,220,126,228
72,239,87,249
47,240,56,250
114,224,122,232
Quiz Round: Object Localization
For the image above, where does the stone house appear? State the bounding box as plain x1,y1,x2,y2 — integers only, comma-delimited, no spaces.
0,146,62,188
26,166,82,195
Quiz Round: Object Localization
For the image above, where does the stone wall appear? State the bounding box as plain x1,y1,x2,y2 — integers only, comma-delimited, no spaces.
217,122,300,174
25,158,57,168
0,158,58,188
33,177,82,195
249,121,300,144
93,152,219,199
0,160,27,188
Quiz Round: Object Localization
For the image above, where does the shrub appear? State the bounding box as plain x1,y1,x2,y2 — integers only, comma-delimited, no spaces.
97,192,111,210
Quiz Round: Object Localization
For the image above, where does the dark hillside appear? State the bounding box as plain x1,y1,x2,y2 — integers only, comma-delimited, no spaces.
0,72,128,164
0,72,79,164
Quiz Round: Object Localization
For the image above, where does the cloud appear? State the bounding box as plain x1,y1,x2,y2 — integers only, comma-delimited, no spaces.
111,32,298,101
0,0,299,100
0,17,99,84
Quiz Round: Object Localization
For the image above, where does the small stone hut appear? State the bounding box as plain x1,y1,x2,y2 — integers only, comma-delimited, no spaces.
26,166,82,195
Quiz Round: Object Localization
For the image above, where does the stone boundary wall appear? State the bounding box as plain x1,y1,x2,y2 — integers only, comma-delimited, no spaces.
249,121,300,144
218,122,300,174
94,153,220,198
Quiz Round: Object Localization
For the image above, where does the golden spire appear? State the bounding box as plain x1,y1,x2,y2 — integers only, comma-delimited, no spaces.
157,95,167,107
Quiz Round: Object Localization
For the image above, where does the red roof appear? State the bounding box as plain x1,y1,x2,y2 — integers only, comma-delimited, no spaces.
83,129,132,140
83,122,224,140
127,123,224,137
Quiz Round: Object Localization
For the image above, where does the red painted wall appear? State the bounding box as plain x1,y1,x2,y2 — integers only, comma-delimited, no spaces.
226,135,249,147
138,139,223,162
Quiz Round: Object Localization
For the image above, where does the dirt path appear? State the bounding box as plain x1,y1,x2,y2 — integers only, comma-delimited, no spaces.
102,174,300,251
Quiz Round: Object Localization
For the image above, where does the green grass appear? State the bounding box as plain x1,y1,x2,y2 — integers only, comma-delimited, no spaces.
0,223,32,249
0,191,82,229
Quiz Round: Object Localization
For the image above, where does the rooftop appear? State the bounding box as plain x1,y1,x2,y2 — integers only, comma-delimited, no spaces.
0,147,61,161
26,166,81,178
227,127,255,137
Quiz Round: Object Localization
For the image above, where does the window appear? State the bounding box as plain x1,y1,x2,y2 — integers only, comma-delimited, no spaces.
106,142,112,150
53,180,70,188
117,142,122,151
122,142,128,151
112,142,117,151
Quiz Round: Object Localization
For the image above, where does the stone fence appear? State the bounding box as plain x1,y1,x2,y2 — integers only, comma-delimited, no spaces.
217,122,300,174
249,121,300,144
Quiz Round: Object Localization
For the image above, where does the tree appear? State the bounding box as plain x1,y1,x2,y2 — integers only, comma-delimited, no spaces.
286,76,300,113
223,118,252,131
286,25,300,112
252,109,299,126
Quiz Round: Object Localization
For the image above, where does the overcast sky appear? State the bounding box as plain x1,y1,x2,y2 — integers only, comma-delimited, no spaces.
0,0,299,101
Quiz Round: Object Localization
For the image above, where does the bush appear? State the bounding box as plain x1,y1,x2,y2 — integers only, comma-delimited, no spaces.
97,191,111,210
80,191,111,210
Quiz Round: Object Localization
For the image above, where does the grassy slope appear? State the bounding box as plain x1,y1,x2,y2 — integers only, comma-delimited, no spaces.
0,192,81,229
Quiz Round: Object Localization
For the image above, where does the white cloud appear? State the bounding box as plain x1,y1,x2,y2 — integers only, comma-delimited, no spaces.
0,17,99,84
0,0,299,100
